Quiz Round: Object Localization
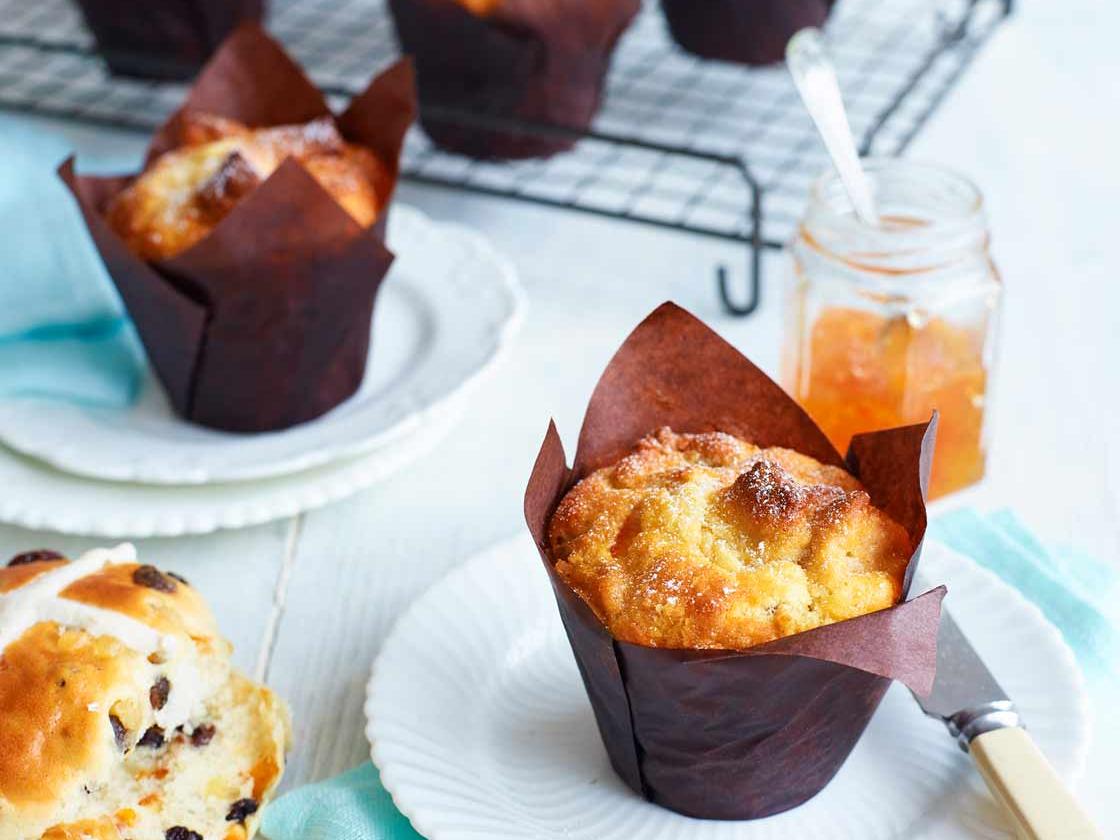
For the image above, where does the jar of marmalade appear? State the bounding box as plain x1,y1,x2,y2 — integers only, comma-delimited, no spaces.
782,159,1002,500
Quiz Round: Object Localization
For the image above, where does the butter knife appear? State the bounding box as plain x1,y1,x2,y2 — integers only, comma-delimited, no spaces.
914,610,1101,840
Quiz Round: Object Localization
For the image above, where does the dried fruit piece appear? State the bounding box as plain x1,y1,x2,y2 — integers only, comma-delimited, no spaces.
132,564,177,593
166,828,203,840
137,725,165,748
109,714,128,751
150,676,171,710
8,549,64,566
190,723,216,747
193,151,263,223
225,798,259,823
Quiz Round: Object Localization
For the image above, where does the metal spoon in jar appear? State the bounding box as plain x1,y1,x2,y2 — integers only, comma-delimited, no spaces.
786,28,881,227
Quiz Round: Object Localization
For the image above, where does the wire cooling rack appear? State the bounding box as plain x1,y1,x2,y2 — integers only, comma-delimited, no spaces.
0,0,1010,314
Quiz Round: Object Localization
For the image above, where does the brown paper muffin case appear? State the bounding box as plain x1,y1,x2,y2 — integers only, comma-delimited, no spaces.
525,302,945,820
660,0,836,66
388,0,640,159
76,0,266,81
61,24,416,432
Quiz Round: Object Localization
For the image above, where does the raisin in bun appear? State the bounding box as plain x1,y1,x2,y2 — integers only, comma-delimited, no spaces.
0,545,289,840
107,113,390,261
549,427,912,650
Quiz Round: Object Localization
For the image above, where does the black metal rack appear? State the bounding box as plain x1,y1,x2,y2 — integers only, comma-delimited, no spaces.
0,0,1010,315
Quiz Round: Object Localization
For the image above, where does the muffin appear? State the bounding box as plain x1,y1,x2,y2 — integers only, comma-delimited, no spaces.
61,25,416,433
525,302,945,820
0,545,290,839
550,427,912,651
388,0,640,159
660,0,835,66
108,113,390,261
75,0,265,81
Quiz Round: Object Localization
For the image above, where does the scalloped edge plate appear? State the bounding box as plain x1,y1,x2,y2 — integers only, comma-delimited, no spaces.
0,387,467,538
0,204,524,485
366,537,1089,840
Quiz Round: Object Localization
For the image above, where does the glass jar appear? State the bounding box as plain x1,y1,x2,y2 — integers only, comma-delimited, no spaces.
782,159,1002,500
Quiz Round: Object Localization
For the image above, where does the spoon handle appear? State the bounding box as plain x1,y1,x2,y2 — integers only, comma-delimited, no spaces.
786,28,881,227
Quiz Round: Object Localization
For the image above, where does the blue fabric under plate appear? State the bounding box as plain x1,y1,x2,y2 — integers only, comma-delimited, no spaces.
0,115,144,408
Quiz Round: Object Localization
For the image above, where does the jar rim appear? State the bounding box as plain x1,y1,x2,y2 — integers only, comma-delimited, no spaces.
808,157,984,227
800,157,990,283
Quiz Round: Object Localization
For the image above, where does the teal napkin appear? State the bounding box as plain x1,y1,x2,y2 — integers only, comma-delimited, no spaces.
930,508,1119,680
262,763,421,840
262,511,1117,840
0,115,145,407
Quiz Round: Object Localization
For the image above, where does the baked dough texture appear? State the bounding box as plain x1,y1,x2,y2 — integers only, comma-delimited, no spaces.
0,546,289,840
452,0,501,13
549,428,912,650
107,113,388,261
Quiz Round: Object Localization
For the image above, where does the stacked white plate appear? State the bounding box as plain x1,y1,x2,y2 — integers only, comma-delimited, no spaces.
0,205,524,537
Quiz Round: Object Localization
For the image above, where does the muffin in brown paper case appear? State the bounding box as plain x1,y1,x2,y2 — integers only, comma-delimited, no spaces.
387,0,640,159
524,302,945,820
60,24,417,433
75,0,266,81
660,0,836,66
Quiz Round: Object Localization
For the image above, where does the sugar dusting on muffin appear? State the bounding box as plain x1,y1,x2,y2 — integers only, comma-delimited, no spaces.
549,427,912,650
0,545,289,840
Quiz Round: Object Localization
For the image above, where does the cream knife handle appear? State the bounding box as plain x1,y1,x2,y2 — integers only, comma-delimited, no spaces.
970,727,1102,840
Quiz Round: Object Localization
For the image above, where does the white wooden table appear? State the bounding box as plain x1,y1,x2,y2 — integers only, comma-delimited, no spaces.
1,0,1116,834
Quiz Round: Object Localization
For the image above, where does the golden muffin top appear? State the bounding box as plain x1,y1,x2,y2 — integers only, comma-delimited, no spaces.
108,113,389,261
549,428,912,650
454,0,502,13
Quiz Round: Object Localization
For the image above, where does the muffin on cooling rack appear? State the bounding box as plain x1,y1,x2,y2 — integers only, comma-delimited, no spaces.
550,427,913,651
388,0,640,159
0,545,290,840
525,302,945,820
660,0,835,65
62,25,416,433
75,0,265,80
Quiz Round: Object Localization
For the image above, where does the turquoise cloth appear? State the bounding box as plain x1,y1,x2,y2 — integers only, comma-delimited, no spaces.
0,115,145,407
262,763,422,840
262,510,1118,840
931,508,1119,680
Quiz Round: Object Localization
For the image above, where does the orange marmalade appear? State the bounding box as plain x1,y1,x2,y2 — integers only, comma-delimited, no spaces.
783,160,1001,500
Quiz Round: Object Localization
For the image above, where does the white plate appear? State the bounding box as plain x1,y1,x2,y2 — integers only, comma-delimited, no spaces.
0,205,524,485
0,395,463,537
366,537,1089,840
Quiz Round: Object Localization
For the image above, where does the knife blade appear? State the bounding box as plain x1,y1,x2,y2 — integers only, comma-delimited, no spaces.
914,608,1019,745
912,609,1101,840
